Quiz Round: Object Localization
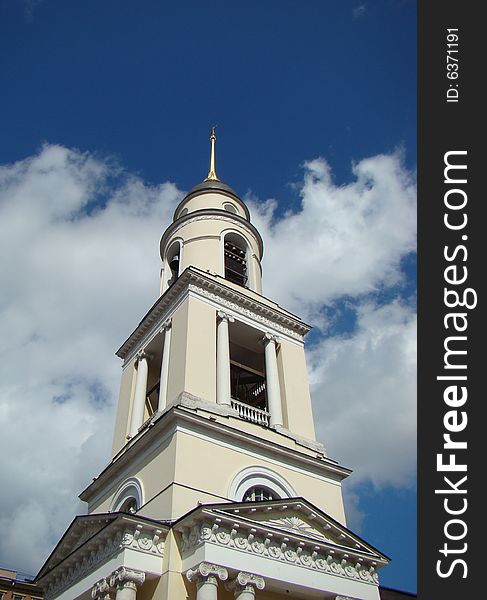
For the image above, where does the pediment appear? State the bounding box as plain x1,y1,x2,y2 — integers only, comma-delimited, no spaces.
36,513,117,580
36,512,170,584
202,498,388,562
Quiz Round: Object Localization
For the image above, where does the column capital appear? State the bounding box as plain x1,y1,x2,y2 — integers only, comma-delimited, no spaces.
91,578,111,600
136,350,153,364
160,319,172,332
109,567,145,591
186,562,228,583
217,310,235,323
263,332,279,344
225,572,265,597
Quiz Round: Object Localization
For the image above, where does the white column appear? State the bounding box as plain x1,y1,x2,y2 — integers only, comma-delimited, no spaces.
109,568,145,600
186,562,228,600
263,333,283,427
158,321,172,412
129,351,151,438
226,572,265,600
216,312,234,406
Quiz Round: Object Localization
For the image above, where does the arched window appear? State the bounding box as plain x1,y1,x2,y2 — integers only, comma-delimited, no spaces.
228,466,296,502
110,478,144,513
242,486,278,502
119,497,138,513
224,233,247,287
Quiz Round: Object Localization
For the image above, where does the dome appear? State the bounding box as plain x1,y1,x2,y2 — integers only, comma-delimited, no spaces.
172,177,250,222
186,179,239,198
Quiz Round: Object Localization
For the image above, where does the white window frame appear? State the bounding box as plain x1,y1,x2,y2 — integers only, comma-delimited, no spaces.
228,466,296,502
110,477,144,512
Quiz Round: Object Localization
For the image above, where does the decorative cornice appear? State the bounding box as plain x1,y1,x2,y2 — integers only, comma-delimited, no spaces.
81,399,347,505
178,515,383,587
38,518,167,600
161,210,260,256
116,267,310,362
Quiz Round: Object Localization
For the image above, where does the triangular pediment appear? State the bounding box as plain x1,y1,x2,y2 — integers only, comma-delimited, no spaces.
35,513,117,580
36,512,170,584
198,498,389,563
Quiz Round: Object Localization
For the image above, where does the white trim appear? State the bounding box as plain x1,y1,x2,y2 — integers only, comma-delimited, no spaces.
181,544,381,600
84,407,341,509
228,466,297,501
110,477,144,512
117,268,310,361
187,288,303,347
175,423,340,486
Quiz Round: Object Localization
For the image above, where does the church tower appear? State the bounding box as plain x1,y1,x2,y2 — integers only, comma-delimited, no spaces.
35,131,389,600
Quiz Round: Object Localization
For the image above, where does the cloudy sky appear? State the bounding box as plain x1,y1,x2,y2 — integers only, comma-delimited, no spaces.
0,0,416,592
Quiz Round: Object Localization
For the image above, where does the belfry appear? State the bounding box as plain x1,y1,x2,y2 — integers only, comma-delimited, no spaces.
35,131,390,600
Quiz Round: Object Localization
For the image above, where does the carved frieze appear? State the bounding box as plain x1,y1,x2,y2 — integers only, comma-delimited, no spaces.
180,520,379,585
41,521,166,600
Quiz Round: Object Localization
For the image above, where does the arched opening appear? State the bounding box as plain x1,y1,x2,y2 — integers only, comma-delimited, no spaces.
227,320,268,422
224,233,247,287
228,466,296,502
242,486,278,502
110,478,144,513
166,241,181,289
119,497,138,513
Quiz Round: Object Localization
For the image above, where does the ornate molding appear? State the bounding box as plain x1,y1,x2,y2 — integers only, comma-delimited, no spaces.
40,520,166,600
192,284,303,342
161,212,262,256
116,267,310,362
120,523,165,555
180,521,380,586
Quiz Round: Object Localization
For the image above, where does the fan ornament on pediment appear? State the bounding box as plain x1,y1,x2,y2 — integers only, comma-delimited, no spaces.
263,515,331,541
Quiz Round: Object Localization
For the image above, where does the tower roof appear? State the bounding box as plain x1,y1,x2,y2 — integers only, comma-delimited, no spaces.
185,178,239,197
172,127,251,222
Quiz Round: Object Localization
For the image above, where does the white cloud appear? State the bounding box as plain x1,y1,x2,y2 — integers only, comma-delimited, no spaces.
308,300,417,488
0,144,416,575
248,153,416,324
0,145,182,574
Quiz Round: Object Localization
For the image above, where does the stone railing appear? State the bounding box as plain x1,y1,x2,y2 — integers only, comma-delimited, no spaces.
231,398,270,426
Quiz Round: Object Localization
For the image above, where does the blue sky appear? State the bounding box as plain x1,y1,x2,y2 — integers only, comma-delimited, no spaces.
0,0,416,593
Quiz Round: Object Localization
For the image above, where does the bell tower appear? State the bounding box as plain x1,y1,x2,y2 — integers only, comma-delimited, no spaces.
80,128,349,523
36,131,390,600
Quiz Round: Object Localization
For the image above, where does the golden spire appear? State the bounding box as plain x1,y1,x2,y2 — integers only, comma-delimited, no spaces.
204,125,220,181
